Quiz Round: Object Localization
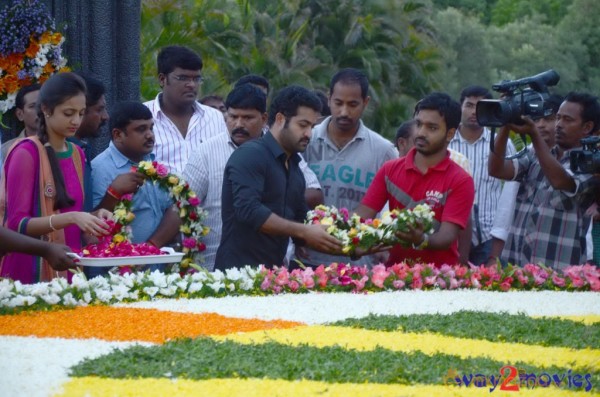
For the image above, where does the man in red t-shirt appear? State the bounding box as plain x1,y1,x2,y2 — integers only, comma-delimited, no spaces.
355,92,475,266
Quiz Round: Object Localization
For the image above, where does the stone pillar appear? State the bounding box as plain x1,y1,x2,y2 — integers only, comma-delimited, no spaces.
48,0,142,157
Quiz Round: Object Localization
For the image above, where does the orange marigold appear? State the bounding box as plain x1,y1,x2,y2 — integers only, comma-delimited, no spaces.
25,38,40,58
39,31,52,44
2,75,19,95
50,32,63,45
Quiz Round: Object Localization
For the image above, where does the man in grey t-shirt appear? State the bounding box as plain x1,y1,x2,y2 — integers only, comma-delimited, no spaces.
302,68,398,267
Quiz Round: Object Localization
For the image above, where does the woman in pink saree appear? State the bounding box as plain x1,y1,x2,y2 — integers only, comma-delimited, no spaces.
0,73,109,283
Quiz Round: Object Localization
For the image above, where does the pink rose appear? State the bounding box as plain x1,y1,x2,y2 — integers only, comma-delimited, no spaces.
371,264,390,288
156,163,169,178
411,276,423,290
260,276,272,291
275,268,290,286
188,196,201,206
552,274,566,287
289,280,300,292
392,279,405,289
183,237,197,249
352,275,369,292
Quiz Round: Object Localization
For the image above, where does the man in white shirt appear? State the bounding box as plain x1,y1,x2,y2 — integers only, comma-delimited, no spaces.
183,84,268,270
144,45,227,174
448,85,517,265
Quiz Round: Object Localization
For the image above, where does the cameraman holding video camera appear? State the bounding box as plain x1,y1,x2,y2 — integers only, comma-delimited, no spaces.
488,91,600,270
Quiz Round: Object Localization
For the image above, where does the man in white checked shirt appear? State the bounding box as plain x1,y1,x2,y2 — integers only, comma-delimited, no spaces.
449,85,517,266
144,46,227,174
183,84,268,270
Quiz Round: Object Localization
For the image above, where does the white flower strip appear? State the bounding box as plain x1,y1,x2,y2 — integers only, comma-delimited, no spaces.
0,336,152,397
118,290,600,325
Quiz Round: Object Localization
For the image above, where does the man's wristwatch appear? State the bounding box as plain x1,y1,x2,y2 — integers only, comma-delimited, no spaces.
412,234,429,250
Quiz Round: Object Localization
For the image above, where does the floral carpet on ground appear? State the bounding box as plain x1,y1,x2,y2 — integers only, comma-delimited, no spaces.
0,277,599,397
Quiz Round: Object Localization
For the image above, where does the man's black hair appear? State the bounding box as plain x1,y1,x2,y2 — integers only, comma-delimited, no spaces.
459,85,492,105
330,68,369,99
395,119,417,142
15,83,41,110
225,84,267,114
157,45,203,75
110,101,152,134
268,85,322,127
313,90,330,117
75,73,106,107
234,74,270,94
563,92,600,133
414,92,461,131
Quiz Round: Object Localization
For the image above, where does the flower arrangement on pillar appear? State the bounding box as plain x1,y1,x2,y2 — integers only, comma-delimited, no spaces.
0,0,69,118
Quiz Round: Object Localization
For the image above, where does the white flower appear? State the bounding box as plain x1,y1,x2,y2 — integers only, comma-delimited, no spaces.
82,291,92,304
62,293,78,306
143,287,159,297
191,271,209,282
112,284,131,301
225,268,242,281
228,283,235,292
13,281,25,294
211,269,225,282
239,277,254,291
175,280,188,292
95,290,113,303
148,271,167,288
40,294,60,305
188,282,203,293
159,286,177,296
89,276,110,289
26,283,49,297
71,273,89,290
208,281,224,292
380,211,394,225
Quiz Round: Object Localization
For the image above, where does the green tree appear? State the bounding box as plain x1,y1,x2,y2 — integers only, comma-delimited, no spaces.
558,0,600,93
430,8,494,98
490,0,573,26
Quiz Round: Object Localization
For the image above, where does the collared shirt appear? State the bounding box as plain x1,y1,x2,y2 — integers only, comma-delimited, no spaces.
91,142,172,243
303,116,398,266
183,134,322,271
501,145,593,269
449,128,517,245
362,148,475,266
144,94,228,174
183,133,237,271
67,136,94,211
215,132,307,270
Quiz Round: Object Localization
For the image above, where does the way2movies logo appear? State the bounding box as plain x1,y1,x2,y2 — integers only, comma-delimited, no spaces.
443,365,593,392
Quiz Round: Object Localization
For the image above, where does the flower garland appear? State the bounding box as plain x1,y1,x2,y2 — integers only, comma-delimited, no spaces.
306,204,435,254
1,263,598,310
0,0,69,115
127,161,209,268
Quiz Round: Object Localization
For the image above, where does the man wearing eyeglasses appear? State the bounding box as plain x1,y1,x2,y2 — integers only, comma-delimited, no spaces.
144,45,227,174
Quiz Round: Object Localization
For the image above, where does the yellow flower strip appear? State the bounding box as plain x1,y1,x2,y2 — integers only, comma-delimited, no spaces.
55,377,588,397
0,306,303,343
214,325,600,371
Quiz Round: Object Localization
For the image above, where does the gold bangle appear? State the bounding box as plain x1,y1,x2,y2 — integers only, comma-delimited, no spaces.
49,215,58,231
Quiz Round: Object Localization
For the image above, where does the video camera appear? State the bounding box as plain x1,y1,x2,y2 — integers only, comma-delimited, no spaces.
476,70,560,127
570,136,600,174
